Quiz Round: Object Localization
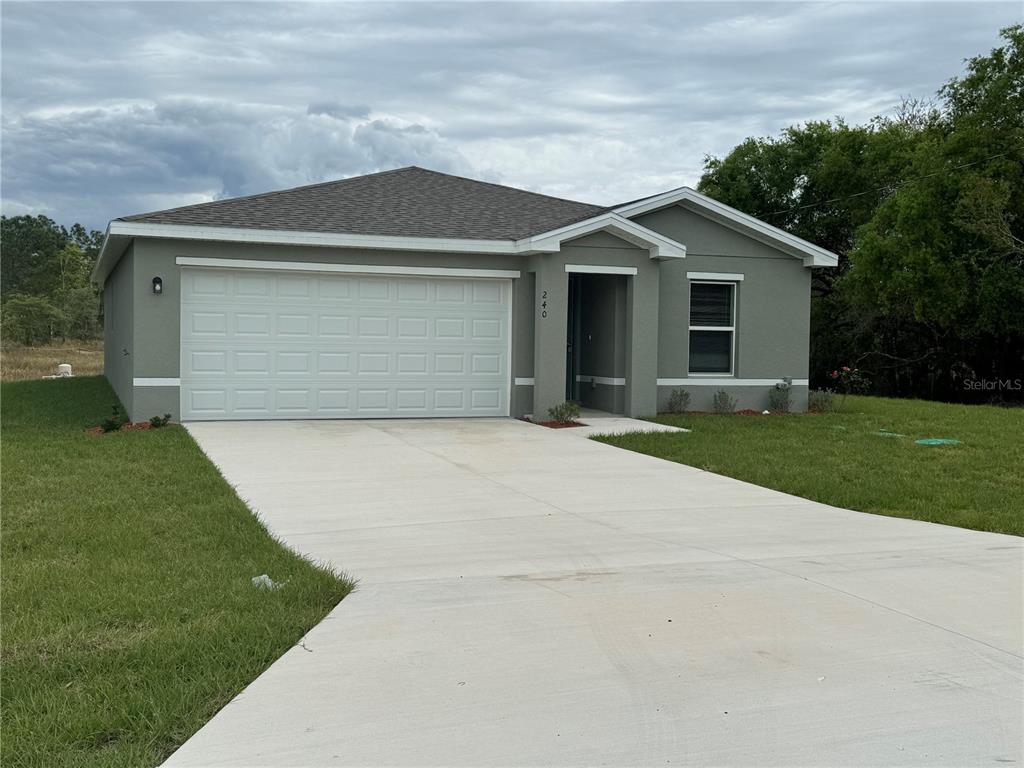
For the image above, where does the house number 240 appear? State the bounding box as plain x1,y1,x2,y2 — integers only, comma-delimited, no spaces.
541,290,548,318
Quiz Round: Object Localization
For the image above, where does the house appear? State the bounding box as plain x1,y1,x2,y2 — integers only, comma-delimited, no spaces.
92,167,838,422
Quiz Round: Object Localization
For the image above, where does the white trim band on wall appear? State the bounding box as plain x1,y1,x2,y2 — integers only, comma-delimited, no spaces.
176,257,521,280
657,378,808,386
514,377,535,386
686,271,745,282
565,264,639,276
134,377,181,387
577,374,627,386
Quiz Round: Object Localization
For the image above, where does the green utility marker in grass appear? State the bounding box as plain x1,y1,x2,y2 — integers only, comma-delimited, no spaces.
596,395,1024,537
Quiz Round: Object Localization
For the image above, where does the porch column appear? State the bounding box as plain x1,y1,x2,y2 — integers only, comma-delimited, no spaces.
531,258,568,419
624,263,660,417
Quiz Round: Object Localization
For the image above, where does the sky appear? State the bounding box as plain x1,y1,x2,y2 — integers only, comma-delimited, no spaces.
1,1,1020,232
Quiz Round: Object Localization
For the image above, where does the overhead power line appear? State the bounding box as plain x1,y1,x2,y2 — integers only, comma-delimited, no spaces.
756,151,1014,219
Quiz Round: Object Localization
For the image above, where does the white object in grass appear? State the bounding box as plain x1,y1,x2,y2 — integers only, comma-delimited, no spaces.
252,574,285,590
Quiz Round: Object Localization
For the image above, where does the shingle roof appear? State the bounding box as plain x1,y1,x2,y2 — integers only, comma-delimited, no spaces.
120,167,609,241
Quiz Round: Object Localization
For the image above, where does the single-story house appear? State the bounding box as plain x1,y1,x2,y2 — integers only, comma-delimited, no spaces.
93,167,838,422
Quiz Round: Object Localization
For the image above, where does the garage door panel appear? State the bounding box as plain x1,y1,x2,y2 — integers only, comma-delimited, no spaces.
181,268,510,420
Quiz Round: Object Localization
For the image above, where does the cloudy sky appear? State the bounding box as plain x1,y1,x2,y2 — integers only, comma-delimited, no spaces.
1,1,1019,231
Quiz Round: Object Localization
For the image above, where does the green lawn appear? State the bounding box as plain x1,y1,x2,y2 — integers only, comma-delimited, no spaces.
595,395,1024,536
1,377,354,768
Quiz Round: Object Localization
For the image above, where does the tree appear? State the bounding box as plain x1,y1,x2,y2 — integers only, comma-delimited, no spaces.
698,25,1024,401
1,215,104,342
1,295,65,346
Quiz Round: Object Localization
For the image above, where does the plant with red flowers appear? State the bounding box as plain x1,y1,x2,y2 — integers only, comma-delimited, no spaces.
829,366,870,408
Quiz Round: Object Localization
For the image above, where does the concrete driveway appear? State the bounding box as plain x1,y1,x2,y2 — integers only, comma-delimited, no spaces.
168,418,1022,767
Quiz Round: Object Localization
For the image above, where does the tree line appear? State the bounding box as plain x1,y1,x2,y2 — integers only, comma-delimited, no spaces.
1,216,105,345
698,24,1023,403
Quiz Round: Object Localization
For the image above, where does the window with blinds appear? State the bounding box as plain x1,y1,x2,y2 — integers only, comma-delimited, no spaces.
688,282,735,374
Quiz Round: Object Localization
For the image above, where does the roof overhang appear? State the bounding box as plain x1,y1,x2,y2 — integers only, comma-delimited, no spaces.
516,212,686,261
614,187,839,267
91,215,687,285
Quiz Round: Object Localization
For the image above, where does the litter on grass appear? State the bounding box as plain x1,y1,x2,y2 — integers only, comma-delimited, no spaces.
875,428,906,438
251,574,285,590
915,438,962,446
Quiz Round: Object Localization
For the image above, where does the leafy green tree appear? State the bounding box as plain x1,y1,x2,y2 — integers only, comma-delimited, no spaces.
1,216,104,342
699,25,1024,401
1,295,65,346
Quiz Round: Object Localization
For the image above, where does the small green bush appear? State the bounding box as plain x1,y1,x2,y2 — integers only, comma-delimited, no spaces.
149,413,172,428
666,388,690,414
768,377,792,413
100,404,127,433
712,390,736,414
547,401,581,424
809,389,836,413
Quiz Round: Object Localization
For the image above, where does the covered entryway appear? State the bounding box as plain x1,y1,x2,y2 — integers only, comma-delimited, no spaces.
180,267,511,420
565,270,629,414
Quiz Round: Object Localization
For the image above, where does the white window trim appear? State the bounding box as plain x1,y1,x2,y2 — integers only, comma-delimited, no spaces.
175,257,520,280
686,271,744,282
565,264,638,275
688,280,736,377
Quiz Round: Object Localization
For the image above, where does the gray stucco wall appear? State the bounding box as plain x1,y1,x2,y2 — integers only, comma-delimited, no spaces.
529,231,657,418
102,244,134,415
105,203,815,421
123,238,530,421
637,204,812,412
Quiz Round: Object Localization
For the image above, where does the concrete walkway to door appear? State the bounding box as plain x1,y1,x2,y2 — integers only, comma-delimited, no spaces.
167,418,1022,767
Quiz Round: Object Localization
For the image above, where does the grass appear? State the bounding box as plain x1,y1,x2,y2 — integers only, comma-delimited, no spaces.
1,377,354,767
595,395,1024,536
2,340,104,381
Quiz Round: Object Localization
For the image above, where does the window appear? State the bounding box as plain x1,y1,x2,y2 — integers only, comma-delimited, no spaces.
688,282,735,374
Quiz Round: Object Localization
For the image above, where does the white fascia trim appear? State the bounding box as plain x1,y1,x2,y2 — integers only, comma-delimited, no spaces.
657,377,809,386
175,257,520,280
614,187,839,267
513,377,535,386
577,374,627,386
565,264,638,276
687,271,744,282
520,212,686,261
111,221,524,255
135,377,181,387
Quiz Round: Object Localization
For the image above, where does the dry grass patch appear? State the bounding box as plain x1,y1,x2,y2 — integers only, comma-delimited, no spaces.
1,340,104,381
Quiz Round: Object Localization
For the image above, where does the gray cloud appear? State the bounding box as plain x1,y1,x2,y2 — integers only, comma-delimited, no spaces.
1,1,1018,230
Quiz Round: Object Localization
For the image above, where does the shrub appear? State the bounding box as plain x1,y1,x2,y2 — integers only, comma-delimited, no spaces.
100,404,127,433
828,366,870,395
149,414,172,428
712,390,736,414
666,388,690,414
768,377,793,413
547,401,581,424
808,389,836,413
1,294,64,346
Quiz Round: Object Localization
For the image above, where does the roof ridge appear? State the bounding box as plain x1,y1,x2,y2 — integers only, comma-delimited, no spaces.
405,167,602,209
118,166,418,221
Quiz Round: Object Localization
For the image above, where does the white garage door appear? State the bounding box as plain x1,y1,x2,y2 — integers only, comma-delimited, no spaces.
180,268,511,420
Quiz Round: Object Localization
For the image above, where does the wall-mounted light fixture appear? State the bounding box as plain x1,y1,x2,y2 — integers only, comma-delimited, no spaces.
152,276,163,295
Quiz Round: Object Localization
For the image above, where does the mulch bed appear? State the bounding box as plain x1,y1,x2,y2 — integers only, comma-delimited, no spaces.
85,422,154,435
519,417,584,429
